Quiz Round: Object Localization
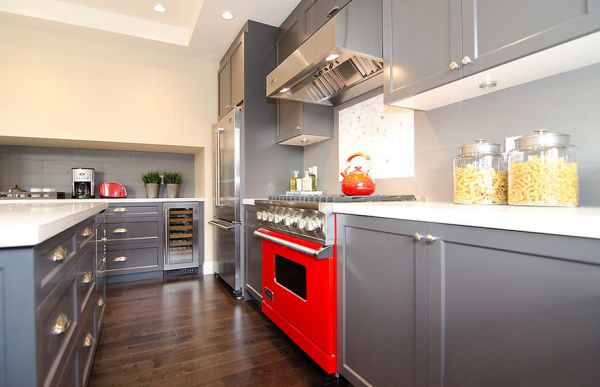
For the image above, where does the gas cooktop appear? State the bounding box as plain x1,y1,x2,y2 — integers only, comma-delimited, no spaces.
267,194,417,203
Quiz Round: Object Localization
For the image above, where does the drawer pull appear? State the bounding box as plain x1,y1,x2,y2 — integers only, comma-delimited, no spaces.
113,207,128,213
51,246,69,262
113,256,128,262
81,227,93,238
83,332,94,348
102,257,107,264
113,228,128,234
51,313,71,335
82,272,94,284
98,297,105,307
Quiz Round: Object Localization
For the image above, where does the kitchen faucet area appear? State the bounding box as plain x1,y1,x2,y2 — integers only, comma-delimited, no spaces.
1,1,600,386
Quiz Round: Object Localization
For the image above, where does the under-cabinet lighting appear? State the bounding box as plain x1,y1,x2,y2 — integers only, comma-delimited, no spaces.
325,53,340,62
280,87,291,93
479,79,498,89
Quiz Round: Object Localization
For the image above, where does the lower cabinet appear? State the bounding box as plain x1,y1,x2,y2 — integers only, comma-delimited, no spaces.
336,214,600,387
244,205,262,301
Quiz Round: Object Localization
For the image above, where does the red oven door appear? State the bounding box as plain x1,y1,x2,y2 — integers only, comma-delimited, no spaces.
256,228,336,374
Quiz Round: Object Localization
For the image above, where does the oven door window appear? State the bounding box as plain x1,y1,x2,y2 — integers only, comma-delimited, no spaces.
275,254,307,300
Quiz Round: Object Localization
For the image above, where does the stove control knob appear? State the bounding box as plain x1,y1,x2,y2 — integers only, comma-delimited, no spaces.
256,212,263,221
274,214,283,224
298,218,308,230
307,218,322,232
284,216,298,228
267,212,275,222
261,211,269,221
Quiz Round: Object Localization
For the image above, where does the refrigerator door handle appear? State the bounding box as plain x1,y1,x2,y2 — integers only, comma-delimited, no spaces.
215,127,225,207
208,220,236,231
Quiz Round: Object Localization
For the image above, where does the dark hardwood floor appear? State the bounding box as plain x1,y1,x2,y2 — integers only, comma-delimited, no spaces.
90,275,350,387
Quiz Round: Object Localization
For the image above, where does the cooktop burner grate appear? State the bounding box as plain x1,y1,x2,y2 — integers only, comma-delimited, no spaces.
267,194,417,203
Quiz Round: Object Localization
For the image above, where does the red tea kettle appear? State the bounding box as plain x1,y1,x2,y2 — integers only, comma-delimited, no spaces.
340,152,376,196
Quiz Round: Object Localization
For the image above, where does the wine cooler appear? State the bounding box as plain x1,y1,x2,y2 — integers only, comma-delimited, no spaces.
164,202,200,270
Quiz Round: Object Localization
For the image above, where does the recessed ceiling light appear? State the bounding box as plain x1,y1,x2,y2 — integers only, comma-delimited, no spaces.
479,79,498,89
154,4,167,13
221,10,235,20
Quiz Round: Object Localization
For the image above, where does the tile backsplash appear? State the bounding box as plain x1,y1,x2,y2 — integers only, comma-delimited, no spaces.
306,63,600,206
0,146,195,198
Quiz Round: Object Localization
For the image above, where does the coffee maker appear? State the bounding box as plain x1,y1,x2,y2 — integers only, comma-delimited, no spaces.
72,168,95,198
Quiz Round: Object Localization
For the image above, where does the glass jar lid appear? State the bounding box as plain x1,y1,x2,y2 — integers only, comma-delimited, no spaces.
459,139,502,155
515,129,571,148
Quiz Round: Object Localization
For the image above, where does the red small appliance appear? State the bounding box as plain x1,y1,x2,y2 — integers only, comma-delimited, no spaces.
340,152,376,196
98,182,127,198
258,228,337,374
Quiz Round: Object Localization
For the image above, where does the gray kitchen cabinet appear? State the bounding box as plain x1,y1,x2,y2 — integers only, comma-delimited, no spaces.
244,205,262,301
461,0,600,76
105,202,164,283
337,214,600,387
218,60,231,118
218,36,245,119
277,100,333,145
0,212,105,387
337,216,428,387
384,0,600,104
304,0,352,42
277,15,305,63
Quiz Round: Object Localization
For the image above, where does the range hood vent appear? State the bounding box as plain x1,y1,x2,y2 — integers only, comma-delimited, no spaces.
267,0,383,106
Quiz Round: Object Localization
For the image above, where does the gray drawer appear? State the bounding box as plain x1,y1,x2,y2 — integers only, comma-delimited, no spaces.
39,271,77,386
77,298,96,387
106,205,160,217
76,218,95,250
49,342,77,387
36,231,76,297
106,245,160,274
106,220,159,242
77,244,96,314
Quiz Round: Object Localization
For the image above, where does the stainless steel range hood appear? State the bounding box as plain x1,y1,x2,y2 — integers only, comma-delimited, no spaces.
266,0,383,106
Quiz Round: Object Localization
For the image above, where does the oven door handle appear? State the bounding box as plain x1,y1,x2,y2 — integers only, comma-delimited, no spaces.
253,230,332,259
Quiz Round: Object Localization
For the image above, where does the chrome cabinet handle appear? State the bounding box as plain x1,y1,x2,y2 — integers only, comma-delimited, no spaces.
83,332,94,348
461,56,472,65
113,228,128,234
51,313,71,335
449,61,460,70
98,297,105,307
425,234,439,245
113,207,127,213
413,233,423,242
81,227,93,238
102,257,107,264
113,256,127,262
82,272,94,284
51,246,69,262
296,126,302,132
327,5,340,18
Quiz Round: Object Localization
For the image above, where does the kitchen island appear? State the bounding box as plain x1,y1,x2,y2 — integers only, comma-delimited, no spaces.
334,201,600,387
0,202,108,387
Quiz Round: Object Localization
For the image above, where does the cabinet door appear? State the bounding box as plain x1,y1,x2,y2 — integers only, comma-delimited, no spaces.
277,100,303,142
218,60,231,118
304,0,352,39
427,223,600,387
230,39,244,108
383,0,463,104
462,0,600,76
337,215,428,387
277,16,305,63
244,206,262,301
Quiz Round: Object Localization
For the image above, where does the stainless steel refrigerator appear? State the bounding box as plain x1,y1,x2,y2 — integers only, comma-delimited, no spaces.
209,107,243,297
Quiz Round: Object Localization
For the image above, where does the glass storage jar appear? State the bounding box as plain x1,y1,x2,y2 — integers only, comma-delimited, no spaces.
453,140,507,204
508,129,579,206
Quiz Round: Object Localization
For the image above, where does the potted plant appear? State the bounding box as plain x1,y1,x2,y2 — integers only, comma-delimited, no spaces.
141,171,161,198
163,171,183,198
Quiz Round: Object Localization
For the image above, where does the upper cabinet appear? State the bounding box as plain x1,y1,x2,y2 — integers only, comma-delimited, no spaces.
218,38,245,119
384,0,600,110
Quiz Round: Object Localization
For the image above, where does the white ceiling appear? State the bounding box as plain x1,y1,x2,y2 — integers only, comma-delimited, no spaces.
0,0,301,59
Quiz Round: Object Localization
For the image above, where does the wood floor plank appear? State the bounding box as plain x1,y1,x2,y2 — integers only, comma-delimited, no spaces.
89,275,350,387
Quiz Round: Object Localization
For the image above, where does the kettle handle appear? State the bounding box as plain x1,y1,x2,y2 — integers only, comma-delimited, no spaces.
345,152,371,163
344,152,372,174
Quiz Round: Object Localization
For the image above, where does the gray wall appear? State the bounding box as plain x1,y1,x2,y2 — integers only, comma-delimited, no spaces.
0,146,195,198
305,64,600,206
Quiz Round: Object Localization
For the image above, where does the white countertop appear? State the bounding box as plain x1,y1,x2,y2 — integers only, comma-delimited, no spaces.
0,202,108,248
332,201,600,240
0,197,204,204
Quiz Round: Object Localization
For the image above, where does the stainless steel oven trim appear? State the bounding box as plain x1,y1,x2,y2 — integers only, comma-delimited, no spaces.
208,220,236,230
253,230,332,259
